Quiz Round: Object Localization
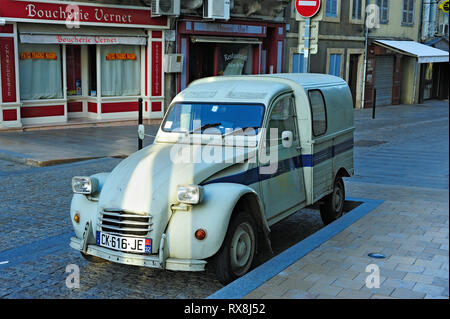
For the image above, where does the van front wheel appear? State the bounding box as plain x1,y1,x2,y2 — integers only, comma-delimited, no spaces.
320,177,345,225
214,212,257,285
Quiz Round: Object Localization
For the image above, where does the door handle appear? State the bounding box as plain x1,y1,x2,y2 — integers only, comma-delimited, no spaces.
296,146,302,152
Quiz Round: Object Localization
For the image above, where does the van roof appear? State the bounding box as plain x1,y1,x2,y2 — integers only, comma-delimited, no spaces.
173,73,347,105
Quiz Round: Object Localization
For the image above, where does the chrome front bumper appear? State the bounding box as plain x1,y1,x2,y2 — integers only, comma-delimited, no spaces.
70,222,206,272
70,237,206,271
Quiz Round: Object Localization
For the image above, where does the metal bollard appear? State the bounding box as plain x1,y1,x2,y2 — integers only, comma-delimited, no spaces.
138,98,143,150
372,89,376,119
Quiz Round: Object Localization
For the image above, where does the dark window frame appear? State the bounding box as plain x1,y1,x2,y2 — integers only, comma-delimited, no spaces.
401,0,415,26
377,0,390,24
308,89,328,137
352,0,363,20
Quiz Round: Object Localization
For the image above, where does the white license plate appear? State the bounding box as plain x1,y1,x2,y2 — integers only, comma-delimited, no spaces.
96,231,151,254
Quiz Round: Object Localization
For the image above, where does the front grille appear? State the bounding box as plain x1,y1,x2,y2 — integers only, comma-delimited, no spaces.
99,209,153,237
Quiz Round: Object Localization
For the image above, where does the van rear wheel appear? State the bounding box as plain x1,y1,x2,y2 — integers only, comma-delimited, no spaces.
320,177,345,225
214,212,257,285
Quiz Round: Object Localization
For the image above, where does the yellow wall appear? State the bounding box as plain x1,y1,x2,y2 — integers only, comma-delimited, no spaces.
368,0,422,41
400,56,420,104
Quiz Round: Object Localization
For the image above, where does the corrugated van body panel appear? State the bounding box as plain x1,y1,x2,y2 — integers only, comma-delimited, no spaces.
311,140,333,203
333,132,355,178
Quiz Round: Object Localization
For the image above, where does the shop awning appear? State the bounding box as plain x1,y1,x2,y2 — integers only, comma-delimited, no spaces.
191,36,262,45
374,40,449,63
18,24,147,45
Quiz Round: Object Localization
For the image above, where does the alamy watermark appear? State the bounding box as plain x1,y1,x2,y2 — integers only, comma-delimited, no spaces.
365,264,381,289
366,4,381,29
167,124,286,175
65,4,81,29
65,264,80,289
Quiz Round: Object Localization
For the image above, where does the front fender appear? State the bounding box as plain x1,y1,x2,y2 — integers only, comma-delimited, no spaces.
70,194,98,241
70,172,109,241
165,183,263,260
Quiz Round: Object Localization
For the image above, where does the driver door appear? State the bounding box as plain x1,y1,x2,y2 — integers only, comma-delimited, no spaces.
259,94,306,220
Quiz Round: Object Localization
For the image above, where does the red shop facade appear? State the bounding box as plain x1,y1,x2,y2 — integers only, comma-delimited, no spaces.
0,0,168,129
177,19,286,92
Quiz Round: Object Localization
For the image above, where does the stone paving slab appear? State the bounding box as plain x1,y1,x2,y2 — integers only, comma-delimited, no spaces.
0,125,159,166
231,184,448,299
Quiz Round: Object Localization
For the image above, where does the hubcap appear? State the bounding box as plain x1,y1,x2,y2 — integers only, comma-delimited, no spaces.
333,182,344,215
230,222,255,276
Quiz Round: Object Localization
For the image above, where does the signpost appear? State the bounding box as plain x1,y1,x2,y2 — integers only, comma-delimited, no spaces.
295,0,321,73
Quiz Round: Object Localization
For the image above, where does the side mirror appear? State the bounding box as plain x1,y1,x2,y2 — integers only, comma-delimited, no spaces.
138,124,145,140
281,131,293,148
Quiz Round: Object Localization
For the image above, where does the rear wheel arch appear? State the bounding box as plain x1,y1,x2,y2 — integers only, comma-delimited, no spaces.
336,167,351,179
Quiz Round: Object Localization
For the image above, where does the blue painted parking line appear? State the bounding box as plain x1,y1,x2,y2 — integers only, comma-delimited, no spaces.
207,197,384,299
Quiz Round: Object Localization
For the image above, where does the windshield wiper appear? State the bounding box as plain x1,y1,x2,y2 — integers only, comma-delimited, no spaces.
222,126,259,138
188,122,222,134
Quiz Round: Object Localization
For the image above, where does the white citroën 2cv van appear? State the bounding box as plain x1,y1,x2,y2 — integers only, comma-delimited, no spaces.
70,74,354,284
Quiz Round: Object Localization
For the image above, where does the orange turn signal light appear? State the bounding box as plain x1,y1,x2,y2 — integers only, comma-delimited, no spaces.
195,229,206,240
74,212,80,224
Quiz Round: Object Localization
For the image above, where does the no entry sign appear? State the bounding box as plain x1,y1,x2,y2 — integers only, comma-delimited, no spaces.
296,0,321,18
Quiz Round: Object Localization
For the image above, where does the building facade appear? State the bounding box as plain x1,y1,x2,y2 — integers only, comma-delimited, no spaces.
286,0,367,108
0,0,170,129
364,0,448,107
168,0,291,108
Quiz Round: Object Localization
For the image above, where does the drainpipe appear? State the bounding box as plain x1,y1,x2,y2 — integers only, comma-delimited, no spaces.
361,1,371,109
421,0,430,41
361,23,369,109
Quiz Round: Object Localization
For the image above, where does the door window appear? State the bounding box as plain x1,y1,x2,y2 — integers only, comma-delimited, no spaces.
265,95,297,149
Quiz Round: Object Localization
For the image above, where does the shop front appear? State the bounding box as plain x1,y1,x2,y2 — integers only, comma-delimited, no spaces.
177,19,285,92
364,39,449,108
0,0,168,129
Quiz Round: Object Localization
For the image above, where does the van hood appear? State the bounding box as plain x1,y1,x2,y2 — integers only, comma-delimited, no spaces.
97,142,255,250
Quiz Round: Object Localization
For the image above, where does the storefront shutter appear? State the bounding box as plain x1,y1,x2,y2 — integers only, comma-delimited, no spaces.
374,56,394,106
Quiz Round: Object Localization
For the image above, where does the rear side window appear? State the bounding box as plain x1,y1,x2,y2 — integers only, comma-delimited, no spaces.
308,90,327,136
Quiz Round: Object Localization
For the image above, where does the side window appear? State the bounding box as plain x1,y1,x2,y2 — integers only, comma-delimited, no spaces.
308,90,327,136
266,96,297,147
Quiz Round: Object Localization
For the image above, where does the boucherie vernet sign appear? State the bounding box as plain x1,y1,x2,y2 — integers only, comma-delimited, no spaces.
0,0,167,27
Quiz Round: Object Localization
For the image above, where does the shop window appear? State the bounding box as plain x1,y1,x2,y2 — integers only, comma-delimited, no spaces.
66,46,82,96
218,44,252,76
88,45,97,97
189,43,253,82
100,45,140,97
19,44,63,100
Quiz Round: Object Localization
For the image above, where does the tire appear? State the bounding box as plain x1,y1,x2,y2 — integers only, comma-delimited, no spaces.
214,212,257,285
320,176,345,225
80,252,109,263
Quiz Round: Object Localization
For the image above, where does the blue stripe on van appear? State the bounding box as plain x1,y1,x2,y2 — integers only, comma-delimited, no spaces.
201,138,353,186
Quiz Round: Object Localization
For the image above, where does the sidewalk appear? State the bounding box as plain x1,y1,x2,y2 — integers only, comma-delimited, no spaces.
210,99,449,299
0,123,159,166
0,99,448,299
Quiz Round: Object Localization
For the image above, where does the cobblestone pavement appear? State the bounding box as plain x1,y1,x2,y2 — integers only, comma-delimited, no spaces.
0,99,448,299
0,157,328,298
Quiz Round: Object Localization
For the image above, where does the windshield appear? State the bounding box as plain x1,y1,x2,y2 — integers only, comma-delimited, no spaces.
162,103,265,135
